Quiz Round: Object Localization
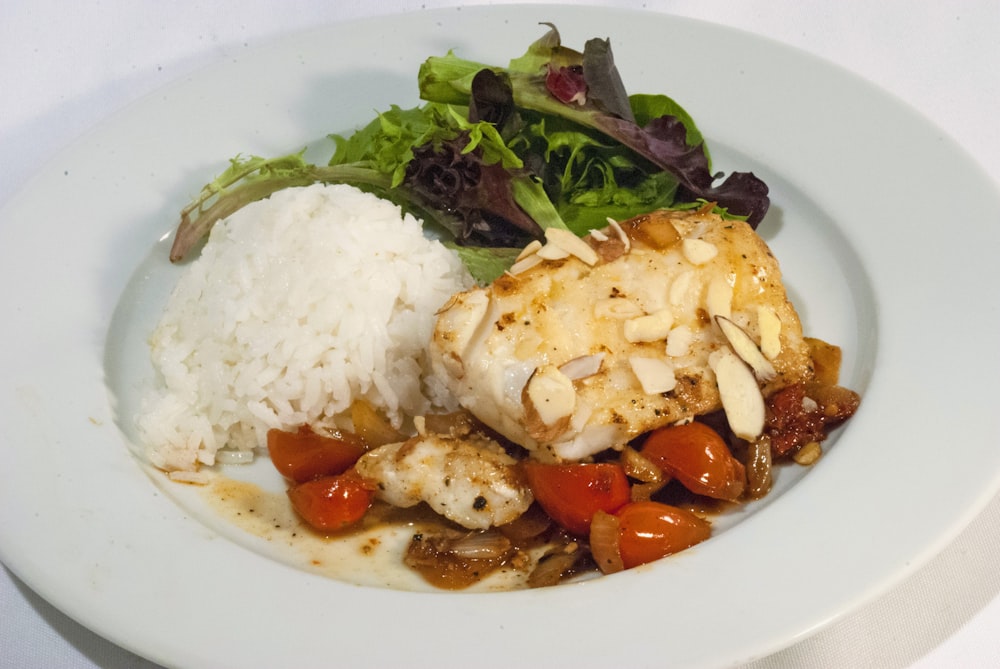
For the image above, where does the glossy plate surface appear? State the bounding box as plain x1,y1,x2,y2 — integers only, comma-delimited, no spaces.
2,7,999,668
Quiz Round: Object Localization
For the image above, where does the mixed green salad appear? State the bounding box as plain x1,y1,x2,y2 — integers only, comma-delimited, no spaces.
170,23,769,283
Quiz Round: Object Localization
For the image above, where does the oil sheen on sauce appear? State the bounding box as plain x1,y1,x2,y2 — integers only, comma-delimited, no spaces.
198,473,539,592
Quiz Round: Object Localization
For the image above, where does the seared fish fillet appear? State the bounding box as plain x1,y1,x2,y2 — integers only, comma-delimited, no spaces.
430,208,813,461
354,432,532,530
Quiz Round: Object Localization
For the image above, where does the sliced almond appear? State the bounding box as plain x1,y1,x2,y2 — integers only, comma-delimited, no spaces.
624,309,674,343
413,415,427,437
589,228,610,242
668,270,695,306
629,356,677,395
536,242,571,260
757,305,782,360
686,218,712,240
606,217,631,253
559,353,605,381
711,349,765,440
682,238,719,265
665,324,694,357
706,275,733,320
508,253,543,276
516,239,543,261
524,365,576,426
545,228,599,266
715,315,776,382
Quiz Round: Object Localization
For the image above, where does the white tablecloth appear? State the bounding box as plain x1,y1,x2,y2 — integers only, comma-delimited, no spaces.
2,1,999,667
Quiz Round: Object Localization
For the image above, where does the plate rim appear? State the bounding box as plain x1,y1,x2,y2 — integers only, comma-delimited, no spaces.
2,5,1000,668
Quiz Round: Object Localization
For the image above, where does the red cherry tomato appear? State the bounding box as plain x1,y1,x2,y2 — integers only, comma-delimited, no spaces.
615,501,711,569
522,462,631,535
268,426,367,483
286,470,375,532
641,422,746,501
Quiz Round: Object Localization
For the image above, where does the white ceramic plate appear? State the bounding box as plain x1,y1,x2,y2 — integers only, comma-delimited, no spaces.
2,6,999,668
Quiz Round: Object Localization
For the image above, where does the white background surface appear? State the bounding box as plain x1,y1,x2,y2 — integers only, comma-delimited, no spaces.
2,1,998,667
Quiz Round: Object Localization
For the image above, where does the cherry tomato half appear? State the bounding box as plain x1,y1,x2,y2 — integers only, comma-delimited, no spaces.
641,422,746,501
522,462,630,535
286,470,375,532
615,501,711,569
268,426,367,483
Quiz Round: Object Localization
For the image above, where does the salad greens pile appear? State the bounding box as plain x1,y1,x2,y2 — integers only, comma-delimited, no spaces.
170,24,769,282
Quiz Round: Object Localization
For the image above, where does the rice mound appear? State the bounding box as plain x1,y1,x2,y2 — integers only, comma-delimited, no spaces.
138,183,474,472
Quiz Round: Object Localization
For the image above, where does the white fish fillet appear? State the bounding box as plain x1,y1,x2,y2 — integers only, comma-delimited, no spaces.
354,433,533,530
430,208,813,461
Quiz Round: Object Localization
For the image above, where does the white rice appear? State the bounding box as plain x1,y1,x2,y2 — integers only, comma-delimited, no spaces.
137,183,474,472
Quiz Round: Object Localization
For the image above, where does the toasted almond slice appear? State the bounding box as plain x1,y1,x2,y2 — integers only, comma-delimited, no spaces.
545,228,599,266
624,309,674,343
516,239,543,261
559,353,605,381
607,217,631,253
537,242,571,260
668,270,695,306
525,364,576,426
508,253,544,276
686,217,712,240
665,324,694,357
413,415,427,437
629,356,677,395
682,238,719,265
757,305,782,359
715,315,777,382
706,275,733,320
711,349,765,440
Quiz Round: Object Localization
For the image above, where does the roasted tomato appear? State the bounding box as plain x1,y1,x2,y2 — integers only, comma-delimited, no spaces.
615,501,711,569
641,422,745,501
268,426,367,483
765,382,861,457
286,470,375,532
522,462,631,535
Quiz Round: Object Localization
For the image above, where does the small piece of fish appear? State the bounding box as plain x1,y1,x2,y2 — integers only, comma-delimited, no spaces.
354,432,533,530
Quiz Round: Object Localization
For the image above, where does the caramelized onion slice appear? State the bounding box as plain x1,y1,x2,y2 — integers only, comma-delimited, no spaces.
447,530,513,560
589,510,624,574
745,435,773,500
527,548,581,588
350,399,405,446
498,503,553,543
621,445,663,483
